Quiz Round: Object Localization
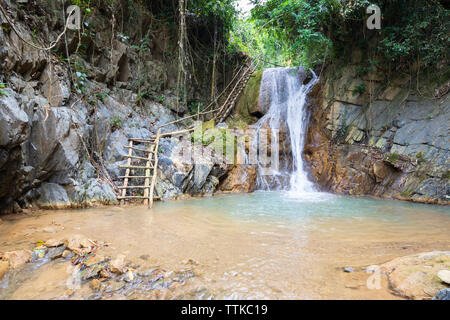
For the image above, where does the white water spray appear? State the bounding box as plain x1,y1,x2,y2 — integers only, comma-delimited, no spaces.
254,67,319,196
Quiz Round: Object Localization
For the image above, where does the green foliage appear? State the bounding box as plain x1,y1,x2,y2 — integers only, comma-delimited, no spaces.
110,114,123,130
386,153,400,164
352,83,366,96
248,0,449,70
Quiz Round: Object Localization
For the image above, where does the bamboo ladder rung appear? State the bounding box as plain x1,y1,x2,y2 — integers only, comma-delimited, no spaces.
119,165,155,170
118,196,161,200
118,176,150,179
123,145,156,153
127,155,152,161
118,186,152,189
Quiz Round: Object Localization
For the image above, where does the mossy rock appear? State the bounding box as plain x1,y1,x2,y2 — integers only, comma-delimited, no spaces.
233,69,264,125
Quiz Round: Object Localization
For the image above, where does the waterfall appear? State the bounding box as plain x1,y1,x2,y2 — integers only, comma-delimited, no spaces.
253,67,318,195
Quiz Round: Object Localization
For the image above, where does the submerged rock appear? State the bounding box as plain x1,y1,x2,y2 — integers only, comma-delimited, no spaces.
46,245,67,260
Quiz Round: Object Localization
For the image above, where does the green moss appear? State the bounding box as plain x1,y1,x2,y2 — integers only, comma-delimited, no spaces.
386,153,400,164
234,69,264,124
400,189,415,197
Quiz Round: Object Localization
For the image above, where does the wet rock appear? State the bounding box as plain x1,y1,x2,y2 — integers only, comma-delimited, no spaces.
219,165,257,193
139,255,149,261
0,260,9,279
1,250,32,269
110,254,126,274
85,254,108,267
64,235,94,254
79,264,105,281
437,270,450,284
380,251,450,299
47,245,67,260
89,279,103,291
125,269,135,282
44,238,64,247
62,250,73,259
170,270,195,283
433,289,450,300
35,183,70,209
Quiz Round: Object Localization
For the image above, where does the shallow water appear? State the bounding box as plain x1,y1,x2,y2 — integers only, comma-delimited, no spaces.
1,192,449,299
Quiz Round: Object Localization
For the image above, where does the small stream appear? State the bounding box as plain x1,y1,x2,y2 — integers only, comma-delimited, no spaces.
1,192,449,299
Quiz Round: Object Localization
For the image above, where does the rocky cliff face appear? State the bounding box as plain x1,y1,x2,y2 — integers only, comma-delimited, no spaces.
0,1,238,213
304,64,449,204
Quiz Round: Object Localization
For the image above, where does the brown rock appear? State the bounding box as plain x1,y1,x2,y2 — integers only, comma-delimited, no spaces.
1,250,32,269
380,251,450,300
45,238,64,247
0,260,9,279
62,250,72,258
219,165,257,193
110,254,126,274
84,254,107,267
64,235,93,254
372,161,388,183
90,279,102,290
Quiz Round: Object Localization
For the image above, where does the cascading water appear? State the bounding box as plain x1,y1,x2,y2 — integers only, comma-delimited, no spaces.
253,67,319,196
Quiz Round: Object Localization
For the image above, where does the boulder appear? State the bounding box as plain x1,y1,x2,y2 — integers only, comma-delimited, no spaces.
110,254,126,274
44,238,64,247
437,270,450,285
380,251,450,299
64,234,93,254
1,250,32,269
0,89,29,147
219,165,256,193
35,183,70,209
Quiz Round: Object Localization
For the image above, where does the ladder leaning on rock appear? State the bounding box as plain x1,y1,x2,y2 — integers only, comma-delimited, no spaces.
118,128,161,208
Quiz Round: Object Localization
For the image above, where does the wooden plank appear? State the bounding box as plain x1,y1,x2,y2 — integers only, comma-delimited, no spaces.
118,186,151,189
117,196,159,199
121,140,133,205
129,138,156,143
118,196,160,200
119,165,154,169
123,145,156,153
127,155,150,161
149,128,161,209
118,176,150,179
143,144,155,206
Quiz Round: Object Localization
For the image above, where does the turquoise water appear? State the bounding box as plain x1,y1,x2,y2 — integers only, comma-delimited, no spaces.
155,191,450,226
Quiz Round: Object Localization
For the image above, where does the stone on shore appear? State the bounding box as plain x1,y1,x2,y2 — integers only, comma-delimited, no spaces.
437,270,450,284
0,250,32,269
110,254,126,274
380,251,450,300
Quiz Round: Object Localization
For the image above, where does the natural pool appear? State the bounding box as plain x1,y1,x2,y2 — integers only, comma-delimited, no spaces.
1,192,449,299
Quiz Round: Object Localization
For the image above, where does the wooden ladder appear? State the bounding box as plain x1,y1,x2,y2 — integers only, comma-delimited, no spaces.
118,128,161,208
216,64,255,123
